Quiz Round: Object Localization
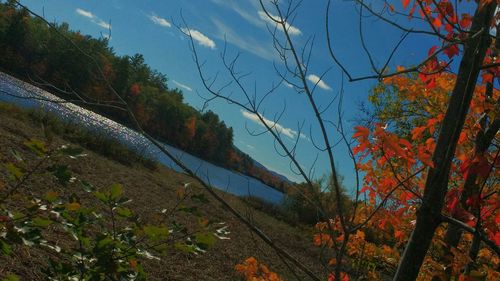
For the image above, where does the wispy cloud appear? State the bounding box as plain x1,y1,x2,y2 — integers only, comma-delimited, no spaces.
212,0,301,36
211,0,264,27
257,10,301,36
148,13,171,28
212,18,275,61
76,8,93,18
241,110,298,139
75,8,111,30
181,28,216,49
307,74,332,91
172,80,193,92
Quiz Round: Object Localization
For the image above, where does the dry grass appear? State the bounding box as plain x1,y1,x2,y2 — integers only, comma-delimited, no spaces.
0,104,326,281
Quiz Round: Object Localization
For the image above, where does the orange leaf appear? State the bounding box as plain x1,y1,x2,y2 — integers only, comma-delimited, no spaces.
432,17,442,29
394,230,404,240
411,126,426,140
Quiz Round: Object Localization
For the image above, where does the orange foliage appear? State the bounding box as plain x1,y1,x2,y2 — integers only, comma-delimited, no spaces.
235,257,283,281
184,116,196,140
130,83,141,96
311,71,498,280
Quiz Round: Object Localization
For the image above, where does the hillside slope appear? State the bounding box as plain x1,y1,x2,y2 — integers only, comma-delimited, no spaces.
0,104,324,281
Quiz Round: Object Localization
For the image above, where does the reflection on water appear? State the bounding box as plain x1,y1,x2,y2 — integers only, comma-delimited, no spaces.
0,72,284,204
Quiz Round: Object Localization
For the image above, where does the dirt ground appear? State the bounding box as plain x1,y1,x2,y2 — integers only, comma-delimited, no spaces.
0,105,327,281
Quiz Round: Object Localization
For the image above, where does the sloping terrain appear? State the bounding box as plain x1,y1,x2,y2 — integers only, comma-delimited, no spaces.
0,105,325,281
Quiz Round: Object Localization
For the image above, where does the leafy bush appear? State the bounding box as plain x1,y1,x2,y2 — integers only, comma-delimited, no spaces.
0,138,226,280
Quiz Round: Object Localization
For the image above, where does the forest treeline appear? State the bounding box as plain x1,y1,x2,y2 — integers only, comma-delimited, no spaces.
0,2,289,191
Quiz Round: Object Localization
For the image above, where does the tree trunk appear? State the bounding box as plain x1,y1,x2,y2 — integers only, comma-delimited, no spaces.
443,98,499,249
392,3,497,281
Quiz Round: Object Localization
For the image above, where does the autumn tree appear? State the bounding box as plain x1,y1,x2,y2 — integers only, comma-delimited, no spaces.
183,0,500,280
2,0,499,280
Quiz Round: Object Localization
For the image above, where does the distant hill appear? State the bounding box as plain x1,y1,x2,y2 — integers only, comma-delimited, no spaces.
251,159,295,184
233,146,295,185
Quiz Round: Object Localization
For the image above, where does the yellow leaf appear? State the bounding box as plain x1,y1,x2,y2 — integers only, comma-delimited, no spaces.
66,202,81,211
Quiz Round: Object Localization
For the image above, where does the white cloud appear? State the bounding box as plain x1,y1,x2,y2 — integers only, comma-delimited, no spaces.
181,28,216,49
306,74,332,91
241,110,298,139
148,14,171,28
76,8,111,30
211,18,275,61
96,19,111,30
76,8,94,19
172,80,193,92
284,81,293,88
246,144,255,150
211,0,264,27
257,10,301,36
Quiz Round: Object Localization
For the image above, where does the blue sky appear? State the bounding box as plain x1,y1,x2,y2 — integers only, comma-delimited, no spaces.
17,0,440,193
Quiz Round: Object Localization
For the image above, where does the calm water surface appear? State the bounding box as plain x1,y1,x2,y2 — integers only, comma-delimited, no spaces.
0,72,284,204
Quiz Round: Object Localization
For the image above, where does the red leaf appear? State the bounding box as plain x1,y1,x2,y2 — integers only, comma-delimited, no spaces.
461,155,491,181
459,14,472,29
359,185,370,194
432,17,442,29
443,45,459,59
394,230,404,240
475,155,490,179
402,0,411,9
458,131,467,144
445,24,454,34
352,126,370,139
417,149,434,168
428,45,438,57
481,72,494,84
494,232,500,246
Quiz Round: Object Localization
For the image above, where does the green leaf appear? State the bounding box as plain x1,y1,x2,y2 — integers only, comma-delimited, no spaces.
143,225,169,241
2,273,20,281
96,236,114,249
194,232,215,249
32,217,53,228
94,191,108,203
24,139,47,156
174,242,196,254
80,180,95,193
115,207,133,218
109,183,123,200
47,165,71,186
5,163,23,180
0,239,12,255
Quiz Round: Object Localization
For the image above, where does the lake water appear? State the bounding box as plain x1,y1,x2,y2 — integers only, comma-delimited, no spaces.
0,72,284,204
